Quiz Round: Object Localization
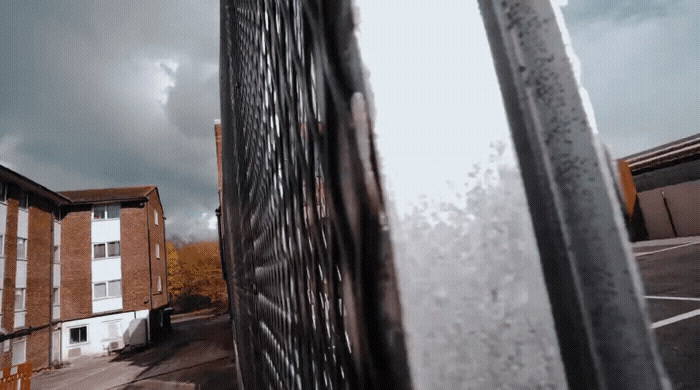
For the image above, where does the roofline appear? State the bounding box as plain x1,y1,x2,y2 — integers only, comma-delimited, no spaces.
58,185,159,207
0,165,71,205
622,133,700,171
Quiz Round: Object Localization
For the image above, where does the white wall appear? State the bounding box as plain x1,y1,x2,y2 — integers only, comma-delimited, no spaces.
92,297,122,313
91,258,121,283
53,221,61,245
91,215,122,314
0,204,6,235
17,209,28,239
61,310,149,360
91,219,120,243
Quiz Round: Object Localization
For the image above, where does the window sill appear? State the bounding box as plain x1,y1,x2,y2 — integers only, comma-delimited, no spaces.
92,296,122,301
92,256,121,261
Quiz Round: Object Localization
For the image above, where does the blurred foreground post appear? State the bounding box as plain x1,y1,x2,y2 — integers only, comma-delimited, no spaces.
477,0,671,389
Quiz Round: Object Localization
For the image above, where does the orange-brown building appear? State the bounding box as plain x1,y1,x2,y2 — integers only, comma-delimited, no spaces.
0,165,170,371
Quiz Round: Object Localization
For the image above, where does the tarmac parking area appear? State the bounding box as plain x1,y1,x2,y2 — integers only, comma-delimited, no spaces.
635,238,700,389
32,313,236,390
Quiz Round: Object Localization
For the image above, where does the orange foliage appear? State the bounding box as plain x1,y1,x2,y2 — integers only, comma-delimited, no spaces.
167,240,228,311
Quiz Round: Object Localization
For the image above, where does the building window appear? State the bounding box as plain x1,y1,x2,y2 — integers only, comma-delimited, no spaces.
11,338,26,366
93,280,121,299
0,235,4,257
18,193,28,210
69,326,87,344
14,288,25,311
157,276,162,292
53,287,60,306
93,204,120,220
54,245,60,263
155,243,160,259
93,241,120,259
16,238,27,260
154,209,159,225
0,182,6,203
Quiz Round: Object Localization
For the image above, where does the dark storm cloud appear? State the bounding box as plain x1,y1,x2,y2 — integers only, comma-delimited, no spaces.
562,0,700,157
0,1,221,240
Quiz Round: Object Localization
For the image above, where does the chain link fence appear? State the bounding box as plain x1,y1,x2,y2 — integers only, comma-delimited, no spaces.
219,1,412,389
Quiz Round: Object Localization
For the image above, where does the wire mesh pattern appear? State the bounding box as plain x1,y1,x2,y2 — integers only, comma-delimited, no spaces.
219,1,412,389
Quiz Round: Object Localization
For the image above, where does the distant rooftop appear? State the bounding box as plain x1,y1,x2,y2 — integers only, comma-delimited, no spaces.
59,185,156,204
622,133,700,172
0,164,70,204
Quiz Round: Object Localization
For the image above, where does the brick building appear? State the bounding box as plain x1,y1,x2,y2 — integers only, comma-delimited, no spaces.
0,165,170,371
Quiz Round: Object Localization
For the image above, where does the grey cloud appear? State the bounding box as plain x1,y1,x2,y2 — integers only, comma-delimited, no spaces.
563,0,700,157
0,0,221,240
563,0,687,25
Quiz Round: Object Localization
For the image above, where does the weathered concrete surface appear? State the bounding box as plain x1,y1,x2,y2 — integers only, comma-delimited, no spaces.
32,314,235,390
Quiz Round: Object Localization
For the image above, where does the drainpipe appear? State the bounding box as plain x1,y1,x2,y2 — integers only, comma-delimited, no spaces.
145,201,154,343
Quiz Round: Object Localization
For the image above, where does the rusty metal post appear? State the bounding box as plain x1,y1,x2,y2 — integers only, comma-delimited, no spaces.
477,1,671,389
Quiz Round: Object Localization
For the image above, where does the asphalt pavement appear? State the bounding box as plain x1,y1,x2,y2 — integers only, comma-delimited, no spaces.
33,313,236,390
634,238,700,389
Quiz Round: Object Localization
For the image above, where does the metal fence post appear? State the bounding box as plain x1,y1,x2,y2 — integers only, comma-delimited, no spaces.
477,1,671,388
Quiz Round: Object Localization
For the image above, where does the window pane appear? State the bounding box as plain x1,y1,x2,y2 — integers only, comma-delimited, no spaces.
14,289,24,311
106,204,120,219
54,246,60,263
70,327,86,344
107,241,120,257
19,193,28,209
94,283,106,299
93,244,106,258
16,239,26,260
93,206,105,219
52,288,60,306
108,280,121,297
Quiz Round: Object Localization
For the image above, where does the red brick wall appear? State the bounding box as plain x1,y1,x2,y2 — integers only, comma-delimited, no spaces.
147,191,168,309
121,202,151,312
60,207,93,320
26,199,53,329
3,193,18,331
27,328,49,369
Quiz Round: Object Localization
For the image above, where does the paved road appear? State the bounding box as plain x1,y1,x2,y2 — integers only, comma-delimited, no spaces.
634,239,700,389
33,314,236,390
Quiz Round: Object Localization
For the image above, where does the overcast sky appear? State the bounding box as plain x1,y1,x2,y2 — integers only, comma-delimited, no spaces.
0,1,697,239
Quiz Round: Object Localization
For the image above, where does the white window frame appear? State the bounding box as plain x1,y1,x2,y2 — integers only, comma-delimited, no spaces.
18,192,29,210
53,245,60,264
0,235,4,257
11,337,26,366
92,203,121,220
92,241,120,260
157,276,162,292
68,325,88,345
14,288,26,312
155,243,160,259
16,238,27,260
154,209,159,225
53,287,60,306
93,280,122,300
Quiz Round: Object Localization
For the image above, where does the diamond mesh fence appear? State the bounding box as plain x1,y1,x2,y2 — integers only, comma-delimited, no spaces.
219,1,412,389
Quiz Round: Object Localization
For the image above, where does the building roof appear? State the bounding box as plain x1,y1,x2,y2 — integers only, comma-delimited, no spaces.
623,133,700,173
59,185,157,204
0,164,71,204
